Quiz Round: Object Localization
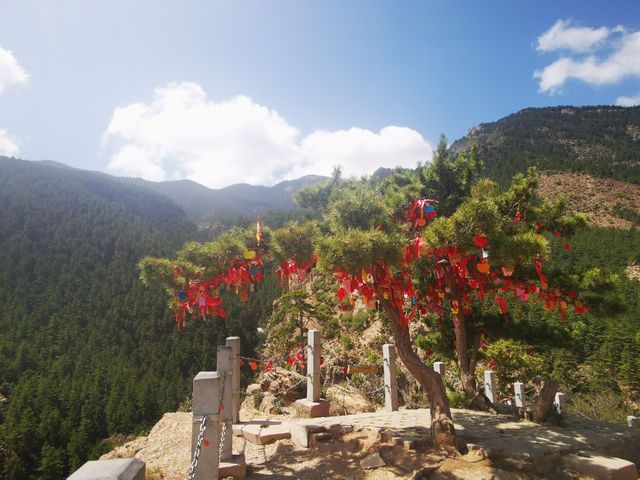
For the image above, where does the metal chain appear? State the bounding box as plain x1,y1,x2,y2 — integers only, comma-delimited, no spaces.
218,420,228,460
187,415,208,480
218,372,228,461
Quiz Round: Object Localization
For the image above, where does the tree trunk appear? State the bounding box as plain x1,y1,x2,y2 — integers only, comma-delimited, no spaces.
525,379,557,422
452,312,495,412
381,299,462,454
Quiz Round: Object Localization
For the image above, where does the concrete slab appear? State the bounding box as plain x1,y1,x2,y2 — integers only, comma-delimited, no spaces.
563,451,638,480
240,423,291,445
67,459,145,480
232,419,281,437
294,398,330,418
219,453,247,479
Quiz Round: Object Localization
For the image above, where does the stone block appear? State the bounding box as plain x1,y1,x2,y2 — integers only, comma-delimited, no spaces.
219,453,247,479
294,398,330,418
361,452,386,469
289,423,327,448
562,452,638,480
67,459,145,480
289,423,311,448
240,423,290,445
628,416,639,428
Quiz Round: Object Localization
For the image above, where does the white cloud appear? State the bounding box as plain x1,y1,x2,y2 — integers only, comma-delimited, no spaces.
534,20,640,94
0,128,20,156
616,94,640,106
536,20,613,53
292,126,431,179
0,45,29,95
102,82,432,188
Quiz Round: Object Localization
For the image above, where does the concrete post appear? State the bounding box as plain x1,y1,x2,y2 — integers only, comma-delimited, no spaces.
433,361,445,377
554,392,567,415
513,381,526,408
484,370,496,404
216,346,233,462
225,336,241,424
628,416,639,428
192,372,220,480
382,344,398,412
307,329,321,402
67,459,145,480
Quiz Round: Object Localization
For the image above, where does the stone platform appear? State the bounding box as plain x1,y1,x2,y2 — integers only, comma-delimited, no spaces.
285,408,640,476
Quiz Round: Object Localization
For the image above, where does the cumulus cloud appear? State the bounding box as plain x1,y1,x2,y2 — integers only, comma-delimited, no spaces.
0,128,20,156
536,20,614,53
616,94,640,106
534,20,640,94
0,45,29,95
102,82,432,188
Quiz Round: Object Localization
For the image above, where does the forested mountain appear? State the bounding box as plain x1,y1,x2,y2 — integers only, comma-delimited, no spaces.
0,157,279,478
127,174,328,220
450,106,640,185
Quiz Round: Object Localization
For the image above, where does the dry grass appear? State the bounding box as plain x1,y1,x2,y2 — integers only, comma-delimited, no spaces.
538,173,640,229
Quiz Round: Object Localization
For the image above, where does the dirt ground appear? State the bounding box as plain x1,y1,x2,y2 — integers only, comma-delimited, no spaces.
103,411,540,479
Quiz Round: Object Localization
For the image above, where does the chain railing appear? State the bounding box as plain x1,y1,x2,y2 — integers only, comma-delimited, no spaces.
187,414,208,480
187,371,229,480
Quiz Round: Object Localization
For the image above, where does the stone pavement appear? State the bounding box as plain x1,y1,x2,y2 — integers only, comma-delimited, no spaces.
278,408,640,475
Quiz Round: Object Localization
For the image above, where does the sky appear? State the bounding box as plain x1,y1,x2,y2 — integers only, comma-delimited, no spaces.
0,0,639,188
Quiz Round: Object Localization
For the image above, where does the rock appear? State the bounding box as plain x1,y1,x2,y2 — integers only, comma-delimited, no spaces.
245,383,261,395
361,452,386,469
259,392,281,414
462,445,489,463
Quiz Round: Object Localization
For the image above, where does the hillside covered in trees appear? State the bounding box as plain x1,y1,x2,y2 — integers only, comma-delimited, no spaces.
0,158,280,478
450,106,640,185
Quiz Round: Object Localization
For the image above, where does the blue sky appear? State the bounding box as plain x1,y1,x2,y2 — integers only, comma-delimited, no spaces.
0,1,638,187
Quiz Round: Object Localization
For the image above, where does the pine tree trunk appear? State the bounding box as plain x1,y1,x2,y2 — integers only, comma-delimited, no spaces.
452,311,495,411
381,299,462,454
525,379,557,422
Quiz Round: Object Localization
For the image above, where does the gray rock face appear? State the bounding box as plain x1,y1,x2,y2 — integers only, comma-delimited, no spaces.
360,452,386,469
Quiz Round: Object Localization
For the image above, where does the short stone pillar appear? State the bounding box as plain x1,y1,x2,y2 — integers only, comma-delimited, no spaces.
554,392,567,415
307,329,321,402
192,372,220,480
294,329,329,417
382,344,398,412
216,346,233,462
484,370,496,404
433,361,445,377
225,336,241,424
513,381,526,408
628,416,639,428
67,459,145,480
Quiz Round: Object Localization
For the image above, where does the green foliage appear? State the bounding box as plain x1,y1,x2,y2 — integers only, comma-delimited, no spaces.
271,222,317,265
419,134,483,215
294,167,346,211
484,339,545,389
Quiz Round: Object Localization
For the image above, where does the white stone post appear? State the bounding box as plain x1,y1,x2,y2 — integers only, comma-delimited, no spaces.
554,392,567,415
216,346,233,462
192,372,220,480
628,416,639,428
484,370,496,404
307,329,321,402
513,381,526,408
382,344,398,412
225,336,241,424
433,361,445,377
